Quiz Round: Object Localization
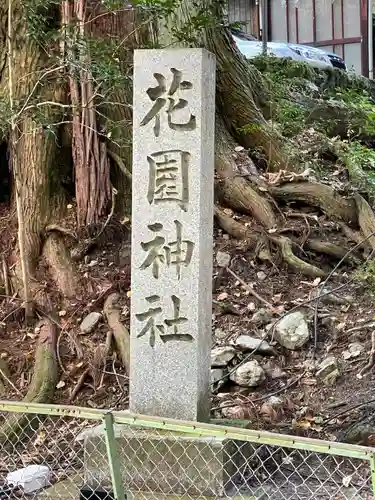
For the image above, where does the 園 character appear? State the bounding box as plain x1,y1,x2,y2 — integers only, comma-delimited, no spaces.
140,220,194,279
135,294,192,347
140,68,196,137
147,149,190,211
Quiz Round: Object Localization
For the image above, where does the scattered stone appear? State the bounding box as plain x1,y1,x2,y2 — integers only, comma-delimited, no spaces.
80,312,102,334
263,361,287,380
342,342,365,360
267,396,284,408
246,302,256,312
229,360,265,387
211,346,236,367
211,368,227,387
235,335,276,356
216,251,231,268
316,356,340,385
257,271,267,281
274,311,309,350
252,308,273,326
214,328,227,340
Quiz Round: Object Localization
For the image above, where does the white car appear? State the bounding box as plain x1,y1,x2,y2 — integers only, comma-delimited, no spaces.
232,31,333,71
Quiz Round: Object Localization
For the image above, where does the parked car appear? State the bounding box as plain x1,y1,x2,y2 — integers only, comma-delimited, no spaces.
288,43,346,70
231,29,345,71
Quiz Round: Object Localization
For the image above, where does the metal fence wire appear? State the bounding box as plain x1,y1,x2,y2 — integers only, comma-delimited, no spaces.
0,402,375,500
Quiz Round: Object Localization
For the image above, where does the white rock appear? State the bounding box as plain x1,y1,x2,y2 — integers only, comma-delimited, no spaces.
229,360,265,387
235,146,245,152
216,251,231,268
214,328,227,340
316,356,340,385
80,312,102,334
274,311,309,350
247,302,256,312
257,271,267,281
235,335,276,355
211,346,236,367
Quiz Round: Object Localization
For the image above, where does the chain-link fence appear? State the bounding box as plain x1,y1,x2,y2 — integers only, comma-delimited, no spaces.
0,402,375,499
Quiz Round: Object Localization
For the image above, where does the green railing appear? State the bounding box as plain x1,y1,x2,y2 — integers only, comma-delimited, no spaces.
0,401,374,499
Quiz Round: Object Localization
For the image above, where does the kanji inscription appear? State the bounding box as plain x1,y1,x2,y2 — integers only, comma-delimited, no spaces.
135,294,192,348
140,68,196,137
147,149,190,211
140,220,194,279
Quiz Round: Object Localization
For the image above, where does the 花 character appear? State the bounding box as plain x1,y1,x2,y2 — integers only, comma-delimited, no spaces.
140,68,196,137
135,294,192,347
140,220,194,279
147,149,189,211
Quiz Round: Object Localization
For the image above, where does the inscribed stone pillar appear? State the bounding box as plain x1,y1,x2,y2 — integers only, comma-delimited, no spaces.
130,48,216,421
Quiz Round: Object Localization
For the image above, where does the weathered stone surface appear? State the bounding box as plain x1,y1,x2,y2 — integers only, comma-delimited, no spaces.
316,356,340,385
130,49,216,421
229,360,265,387
342,342,365,360
84,426,244,497
211,346,236,367
274,311,309,350
216,251,231,268
79,312,101,334
235,335,276,356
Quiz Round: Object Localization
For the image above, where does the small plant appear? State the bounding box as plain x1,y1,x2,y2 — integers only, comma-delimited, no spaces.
354,260,375,294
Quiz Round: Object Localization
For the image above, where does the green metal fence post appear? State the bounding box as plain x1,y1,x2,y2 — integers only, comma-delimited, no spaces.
103,412,126,500
370,453,375,498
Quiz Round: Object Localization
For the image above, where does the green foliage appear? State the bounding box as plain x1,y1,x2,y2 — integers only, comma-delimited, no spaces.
354,260,375,294
337,141,375,192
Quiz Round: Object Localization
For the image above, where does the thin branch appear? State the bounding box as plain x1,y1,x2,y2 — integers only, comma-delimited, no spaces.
226,267,274,309
8,0,32,319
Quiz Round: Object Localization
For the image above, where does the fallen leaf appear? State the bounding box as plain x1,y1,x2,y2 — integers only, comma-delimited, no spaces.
272,294,282,303
312,277,321,287
56,380,66,389
342,475,352,488
268,228,277,233
217,292,228,301
126,290,131,297
58,310,67,317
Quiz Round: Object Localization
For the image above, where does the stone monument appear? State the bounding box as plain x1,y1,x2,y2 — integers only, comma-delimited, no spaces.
130,48,216,422
83,49,249,499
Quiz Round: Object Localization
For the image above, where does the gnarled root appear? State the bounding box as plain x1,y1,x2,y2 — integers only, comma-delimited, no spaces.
270,235,327,278
268,182,357,223
43,233,81,298
214,206,257,247
215,117,277,228
355,194,375,250
0,318,58,445
103,293,130,374
305,239,361,264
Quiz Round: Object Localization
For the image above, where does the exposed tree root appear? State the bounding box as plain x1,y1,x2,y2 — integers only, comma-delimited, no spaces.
339,223,372,253
268,182,357,223
355,194,375,250
270,235,327,278
0,318,58,444
43,233,81,299
214,206,257,247
305,239,361,264
103,293,130,374
215,118,277,228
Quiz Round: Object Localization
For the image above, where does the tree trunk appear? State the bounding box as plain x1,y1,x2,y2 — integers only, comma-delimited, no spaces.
158,0,290,172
